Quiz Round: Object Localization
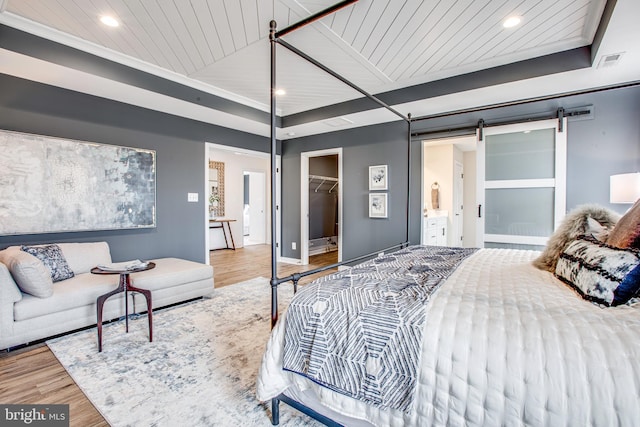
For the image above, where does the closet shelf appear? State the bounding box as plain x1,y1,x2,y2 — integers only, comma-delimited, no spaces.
309,175,339,193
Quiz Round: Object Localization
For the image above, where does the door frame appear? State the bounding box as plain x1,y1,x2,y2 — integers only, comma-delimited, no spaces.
205,143,281,260
452,160,464,246
301,148,343,266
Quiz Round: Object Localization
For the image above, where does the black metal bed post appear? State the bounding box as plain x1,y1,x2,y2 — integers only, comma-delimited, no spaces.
269,20,279,331
406,113,412,246
269,20,281,427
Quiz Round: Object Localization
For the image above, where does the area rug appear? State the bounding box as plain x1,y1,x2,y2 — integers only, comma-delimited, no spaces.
47,277,320,426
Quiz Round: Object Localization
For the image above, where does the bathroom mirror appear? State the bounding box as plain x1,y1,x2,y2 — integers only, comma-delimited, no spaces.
208,160,225,217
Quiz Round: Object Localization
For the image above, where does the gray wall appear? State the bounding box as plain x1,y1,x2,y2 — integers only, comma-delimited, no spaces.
1,75,637,264
0,74,269,263
282,121,420,260
281,85,640,259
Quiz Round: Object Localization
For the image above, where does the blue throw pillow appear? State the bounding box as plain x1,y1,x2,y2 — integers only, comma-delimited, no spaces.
614,263,640,305
21,244,75,282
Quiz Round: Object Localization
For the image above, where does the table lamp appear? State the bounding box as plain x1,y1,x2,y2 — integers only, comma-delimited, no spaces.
610,172,640,204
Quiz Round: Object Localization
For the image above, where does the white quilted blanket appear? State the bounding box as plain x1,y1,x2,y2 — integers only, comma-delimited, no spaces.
257,249,640,426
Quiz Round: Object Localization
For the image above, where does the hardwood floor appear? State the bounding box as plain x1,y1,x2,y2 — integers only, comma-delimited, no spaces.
211,244,338,287
0,245,337,426
0,344,109,426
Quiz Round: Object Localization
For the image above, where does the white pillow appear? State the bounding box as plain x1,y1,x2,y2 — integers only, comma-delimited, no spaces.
0,249,53,298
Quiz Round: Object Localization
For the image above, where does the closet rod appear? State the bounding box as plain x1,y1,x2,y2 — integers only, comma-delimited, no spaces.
309,174,338,182
411,80,640,126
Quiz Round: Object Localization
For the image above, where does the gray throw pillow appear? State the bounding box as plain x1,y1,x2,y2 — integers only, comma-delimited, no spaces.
0,249,54,298
21,244,75,282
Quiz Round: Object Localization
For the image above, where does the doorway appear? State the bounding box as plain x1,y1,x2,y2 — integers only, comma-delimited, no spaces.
205,143,279,260
422,136,475,247
301,148,343,266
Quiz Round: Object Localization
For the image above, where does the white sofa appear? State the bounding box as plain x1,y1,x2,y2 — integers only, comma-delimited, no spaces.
0,242,214,350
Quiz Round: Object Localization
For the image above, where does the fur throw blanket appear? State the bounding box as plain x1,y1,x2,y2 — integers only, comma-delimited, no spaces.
533,204,621,272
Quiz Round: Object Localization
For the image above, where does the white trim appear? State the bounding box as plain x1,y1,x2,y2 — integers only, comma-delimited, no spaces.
301,148,343,266
278,257,302,265
204,147,211,265
484,234,549,245
555,118,568,229
485,179,556,189
476,128,485,246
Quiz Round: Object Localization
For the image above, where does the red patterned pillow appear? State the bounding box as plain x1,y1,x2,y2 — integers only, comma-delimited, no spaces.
607,199,640,249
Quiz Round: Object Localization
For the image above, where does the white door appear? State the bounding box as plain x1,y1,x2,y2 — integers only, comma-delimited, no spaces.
476,118,567,249
246,171,266,245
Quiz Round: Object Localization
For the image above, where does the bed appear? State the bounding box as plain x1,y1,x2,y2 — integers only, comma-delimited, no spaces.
261,4,640,425
258,244,640,426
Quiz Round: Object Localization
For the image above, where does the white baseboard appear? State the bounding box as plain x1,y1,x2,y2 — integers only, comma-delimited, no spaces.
278,257,302,265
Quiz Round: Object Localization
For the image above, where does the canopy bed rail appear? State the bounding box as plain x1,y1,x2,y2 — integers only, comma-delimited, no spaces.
267,1,413,424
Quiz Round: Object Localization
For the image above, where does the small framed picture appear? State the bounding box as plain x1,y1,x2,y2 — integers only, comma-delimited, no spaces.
369,193,388,218
369,165,388,190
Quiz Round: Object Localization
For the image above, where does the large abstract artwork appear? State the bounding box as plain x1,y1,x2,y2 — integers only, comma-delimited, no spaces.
0,129,156,235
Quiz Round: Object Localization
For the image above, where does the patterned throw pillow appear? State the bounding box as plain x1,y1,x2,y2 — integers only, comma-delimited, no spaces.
21,244,75,282
555,235,640,306
607,198,640,249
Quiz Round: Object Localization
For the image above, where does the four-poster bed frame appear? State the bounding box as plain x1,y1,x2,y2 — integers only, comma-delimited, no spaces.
259,5,640,427
267,1,412,425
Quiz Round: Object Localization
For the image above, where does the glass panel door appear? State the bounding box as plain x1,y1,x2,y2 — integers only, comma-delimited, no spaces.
476,119,566,249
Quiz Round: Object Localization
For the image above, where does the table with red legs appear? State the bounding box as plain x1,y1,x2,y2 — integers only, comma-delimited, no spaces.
91,262,155,352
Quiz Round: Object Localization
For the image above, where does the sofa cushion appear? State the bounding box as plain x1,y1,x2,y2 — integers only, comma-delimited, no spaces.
130,258,214,292
13,272,120,321
13,258,213,321
58,242,112,274
0,249,54,298
21,244,75,282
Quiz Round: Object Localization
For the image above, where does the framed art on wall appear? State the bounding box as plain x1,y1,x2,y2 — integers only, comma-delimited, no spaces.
0,129,156,235
369,165,388,190
369,193,388,218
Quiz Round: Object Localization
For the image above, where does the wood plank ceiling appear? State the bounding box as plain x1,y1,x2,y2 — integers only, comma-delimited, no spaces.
2,0,607,116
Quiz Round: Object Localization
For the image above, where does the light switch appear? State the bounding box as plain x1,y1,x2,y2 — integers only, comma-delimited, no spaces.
187,192,198,202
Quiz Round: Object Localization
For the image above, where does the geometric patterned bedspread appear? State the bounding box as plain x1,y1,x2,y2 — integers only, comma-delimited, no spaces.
282,245,477,411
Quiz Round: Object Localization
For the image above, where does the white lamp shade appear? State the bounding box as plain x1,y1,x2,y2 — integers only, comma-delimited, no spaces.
610,172,640,203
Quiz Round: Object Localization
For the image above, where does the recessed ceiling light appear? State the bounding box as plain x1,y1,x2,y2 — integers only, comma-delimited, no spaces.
503,16,522,28
287,132,296,136
274,89,286,96
100,15,120,27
